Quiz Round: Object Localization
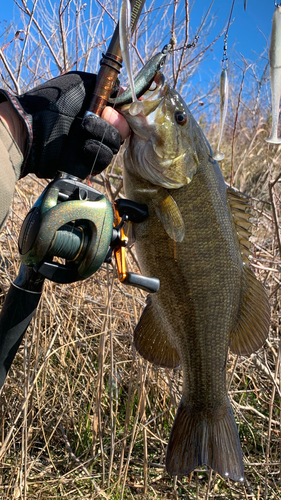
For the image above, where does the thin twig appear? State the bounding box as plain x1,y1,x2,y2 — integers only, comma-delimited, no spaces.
59,423,109,499
59,0,68,72
0,326,60,460
269,173,281,258
17,0,38,82
171,0,178,86
19,0,63,73
0,48,20,94
173,0,189,89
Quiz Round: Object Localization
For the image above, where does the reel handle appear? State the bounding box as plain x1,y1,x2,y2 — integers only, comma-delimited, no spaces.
122,272,160,293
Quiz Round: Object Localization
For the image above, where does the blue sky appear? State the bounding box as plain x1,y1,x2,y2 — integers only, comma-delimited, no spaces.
0,0,274,92
0,1,273,60
189,0,272,84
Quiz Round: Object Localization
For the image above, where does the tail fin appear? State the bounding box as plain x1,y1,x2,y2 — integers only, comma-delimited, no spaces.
166,399,244,482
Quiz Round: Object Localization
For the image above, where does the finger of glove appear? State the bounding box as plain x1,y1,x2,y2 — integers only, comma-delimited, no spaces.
17,71,97,117
2,72,97,178
59,117,116,179
82,113,121,155
60,139,113,179
84,140,114,175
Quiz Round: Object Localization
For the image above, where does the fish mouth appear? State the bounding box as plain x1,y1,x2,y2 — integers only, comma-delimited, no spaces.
149,147,199,187
152,145,188,163
142,155,189,188
118,72,167,117
146,149,193,188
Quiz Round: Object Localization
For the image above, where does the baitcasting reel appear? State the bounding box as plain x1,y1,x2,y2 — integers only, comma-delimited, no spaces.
0,174,160,389
18,173,160,293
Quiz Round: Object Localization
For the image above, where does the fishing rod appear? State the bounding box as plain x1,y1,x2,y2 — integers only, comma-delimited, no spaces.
0,0,161,389
88,0,146,116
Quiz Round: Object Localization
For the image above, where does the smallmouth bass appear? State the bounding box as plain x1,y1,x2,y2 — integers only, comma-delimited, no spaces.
118,72,270,481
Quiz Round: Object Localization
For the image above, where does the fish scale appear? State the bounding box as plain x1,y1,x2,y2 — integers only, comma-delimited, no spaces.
131,161,240,405
119,71,270,482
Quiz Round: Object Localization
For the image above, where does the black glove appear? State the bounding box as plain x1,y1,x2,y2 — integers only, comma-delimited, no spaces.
0,72,121,179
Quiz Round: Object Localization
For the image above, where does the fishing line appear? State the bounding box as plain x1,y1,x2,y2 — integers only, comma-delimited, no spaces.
88,83,125,180
196,0,215,38
181,0,215,52
222,0,236,70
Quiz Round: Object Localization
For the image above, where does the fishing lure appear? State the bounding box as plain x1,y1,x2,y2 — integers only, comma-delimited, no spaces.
266,5,281,144
213,69,229,161
213,0,237,161
213,25,230,162
119,0,143,116
109,44,170,106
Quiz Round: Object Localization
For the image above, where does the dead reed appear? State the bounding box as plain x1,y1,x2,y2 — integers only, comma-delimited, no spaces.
0,137,280,499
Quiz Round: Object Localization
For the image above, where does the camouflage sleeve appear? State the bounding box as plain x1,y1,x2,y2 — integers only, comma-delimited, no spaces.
0,118,23,231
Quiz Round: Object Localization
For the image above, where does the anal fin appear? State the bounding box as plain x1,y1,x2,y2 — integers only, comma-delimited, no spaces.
134,295,180,368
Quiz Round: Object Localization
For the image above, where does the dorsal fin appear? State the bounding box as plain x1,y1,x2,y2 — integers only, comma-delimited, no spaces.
227,188,270,355
134,295,180,368
227,188,253,263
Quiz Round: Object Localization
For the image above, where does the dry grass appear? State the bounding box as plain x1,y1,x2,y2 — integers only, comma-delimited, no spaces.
0,145,280,499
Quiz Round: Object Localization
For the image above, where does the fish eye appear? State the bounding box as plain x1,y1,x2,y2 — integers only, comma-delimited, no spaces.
175,111,187,125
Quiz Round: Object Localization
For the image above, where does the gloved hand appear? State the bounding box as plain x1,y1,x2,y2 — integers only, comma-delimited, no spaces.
0,72,121,179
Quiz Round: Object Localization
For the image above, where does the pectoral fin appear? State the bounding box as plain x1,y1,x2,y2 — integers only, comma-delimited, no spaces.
230,265,270,356
152,189,185,242
134,295,180,368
